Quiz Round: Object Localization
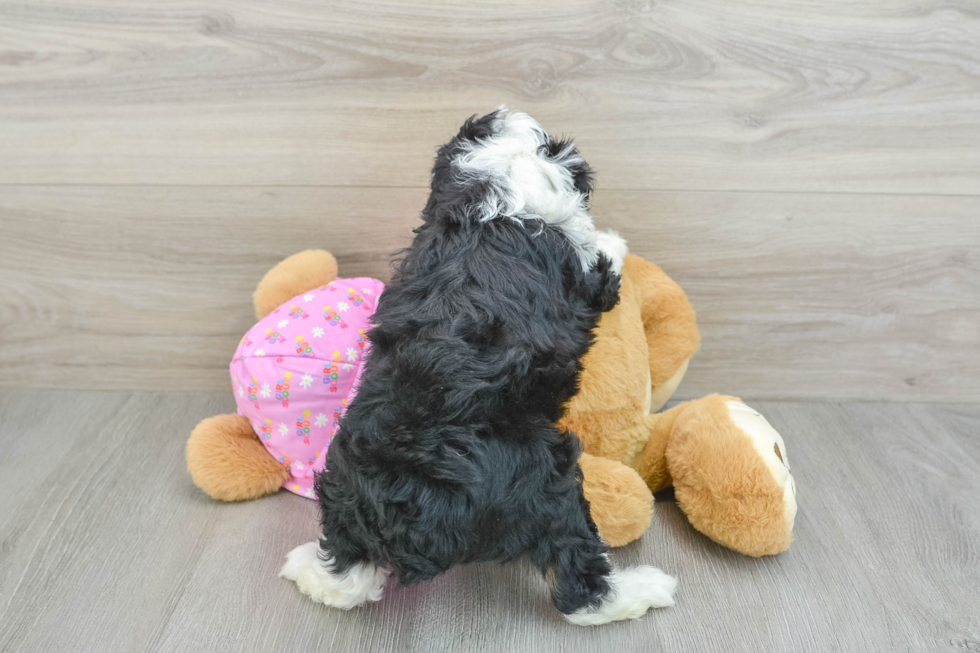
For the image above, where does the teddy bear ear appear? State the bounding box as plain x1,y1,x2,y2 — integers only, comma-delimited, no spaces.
253,250,339,320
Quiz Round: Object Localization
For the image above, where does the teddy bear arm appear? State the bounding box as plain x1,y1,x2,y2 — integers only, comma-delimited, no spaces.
579,452,654,547
252,249,339,320
621,255,700,411
186,414,290,501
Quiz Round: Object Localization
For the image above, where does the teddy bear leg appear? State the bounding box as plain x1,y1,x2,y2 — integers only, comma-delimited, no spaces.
253,249,339,320
621,255,701,413
579,453,654,547
186,414,290,501
665,395,797,556
629,402,694,493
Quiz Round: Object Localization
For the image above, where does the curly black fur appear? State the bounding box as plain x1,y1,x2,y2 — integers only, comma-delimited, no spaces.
314,110,621,615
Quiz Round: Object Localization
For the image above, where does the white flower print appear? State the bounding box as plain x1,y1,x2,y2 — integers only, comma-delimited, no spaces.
303,294,314,303
300,374,313,389
293,462,305,471
305,488,315,498
278,423,289,436
346,347,358,362
237,386,244,398
314,413,328,428
254,348,265,357
259,383,271,398
278,319,289,328
337,302,349,312
361,287,373,295
311,326,324,338
340,363,353,372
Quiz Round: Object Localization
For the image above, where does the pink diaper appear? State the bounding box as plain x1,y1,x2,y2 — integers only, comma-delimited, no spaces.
229,277,384,498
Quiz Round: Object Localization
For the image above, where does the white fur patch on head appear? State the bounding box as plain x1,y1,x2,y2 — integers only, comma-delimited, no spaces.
452,107,603,271
280,541,389,609
565,565,677,626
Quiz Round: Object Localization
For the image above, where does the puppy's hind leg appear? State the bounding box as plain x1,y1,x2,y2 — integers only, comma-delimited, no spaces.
280,539,388,610
537,462,677,626
562,561,677,626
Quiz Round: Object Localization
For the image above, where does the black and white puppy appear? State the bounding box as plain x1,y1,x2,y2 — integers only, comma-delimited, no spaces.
281,108,676,625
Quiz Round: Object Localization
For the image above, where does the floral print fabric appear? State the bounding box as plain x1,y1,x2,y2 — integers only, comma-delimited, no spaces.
230,277,384,498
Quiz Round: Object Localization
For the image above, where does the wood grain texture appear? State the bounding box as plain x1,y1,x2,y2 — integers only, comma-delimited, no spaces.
1,186,977,401
595,190,980,403
1,0,979,192
1,391,978,652
0,185,420,392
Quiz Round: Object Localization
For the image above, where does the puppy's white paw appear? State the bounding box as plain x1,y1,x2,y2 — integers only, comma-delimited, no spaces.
565,566,677,626
594,230,628,275
280,541,388,610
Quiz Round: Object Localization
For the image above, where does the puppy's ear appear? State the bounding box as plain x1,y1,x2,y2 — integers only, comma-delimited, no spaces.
425,110,504,223
546,137,595,200
455,110,501,144
434,110,501,180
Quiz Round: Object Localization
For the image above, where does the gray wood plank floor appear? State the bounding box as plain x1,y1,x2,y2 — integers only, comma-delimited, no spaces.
1,391,977,652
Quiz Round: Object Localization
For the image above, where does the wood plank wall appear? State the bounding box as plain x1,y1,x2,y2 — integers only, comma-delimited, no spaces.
1,0,978,400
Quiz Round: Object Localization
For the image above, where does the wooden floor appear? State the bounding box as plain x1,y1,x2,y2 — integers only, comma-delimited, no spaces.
0,390,977,652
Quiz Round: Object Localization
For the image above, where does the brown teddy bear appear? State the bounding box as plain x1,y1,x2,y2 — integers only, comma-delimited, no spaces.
566,254,797,556
187,250,797,557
